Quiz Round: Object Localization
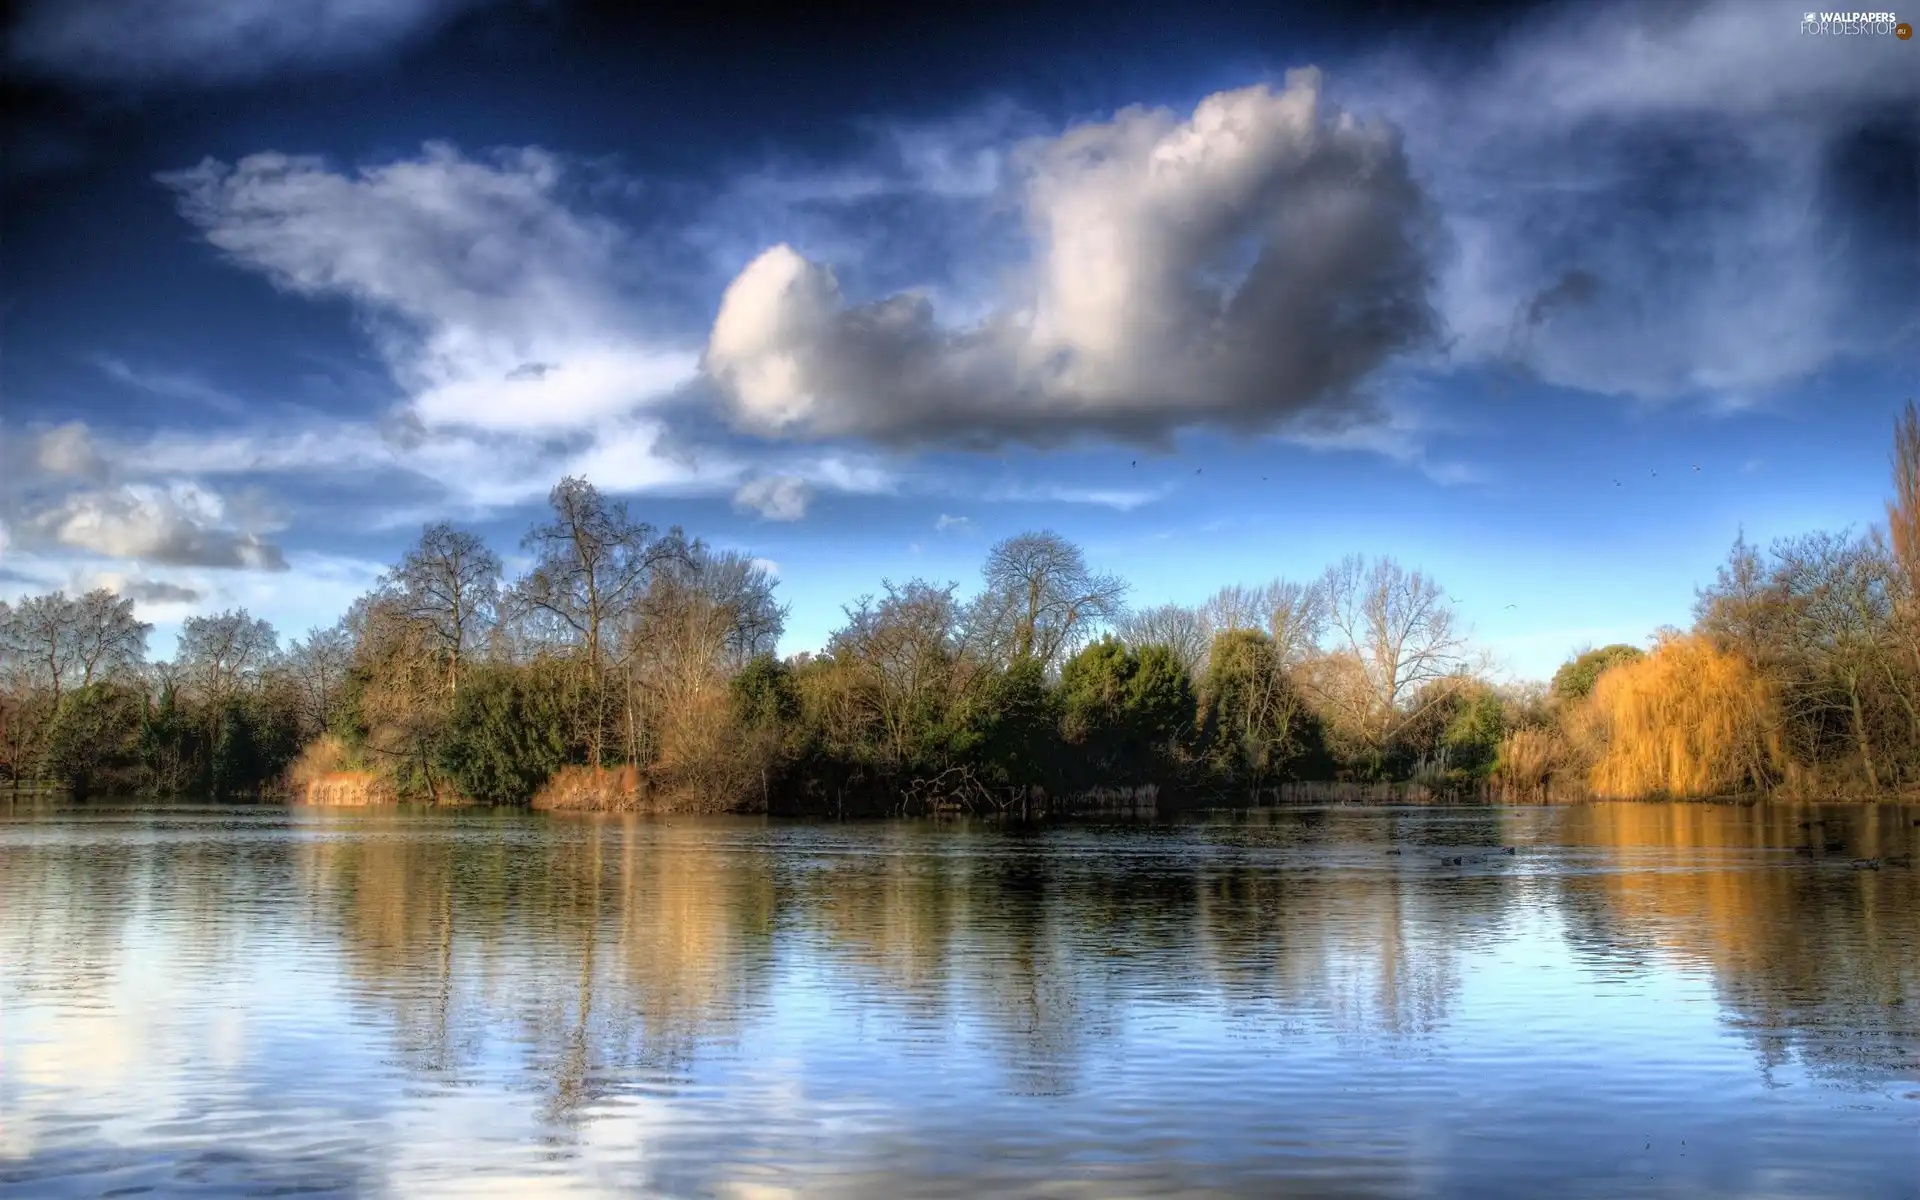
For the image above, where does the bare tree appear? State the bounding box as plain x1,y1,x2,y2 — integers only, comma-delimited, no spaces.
1117,602,1210,678
71,589,151,687
1306,555,1475,770
1200,584,1268,638
1694,530,1781,667
515,478,692,666
1769,529,1904,789
512,477,693,763
620,550,785,771
385,523,501,697
830,579,981,769
1260,578,1327,669
976,531,1128,668
0,592,80,701
1187,578,1325,677
175,609,279,710
683,550,789,669
285,622,354,736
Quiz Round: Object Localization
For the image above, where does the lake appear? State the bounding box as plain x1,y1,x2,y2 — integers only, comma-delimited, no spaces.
2,800,1917,1198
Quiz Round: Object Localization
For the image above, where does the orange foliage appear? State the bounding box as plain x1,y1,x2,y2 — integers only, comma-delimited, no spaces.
1493,726,1568,791
1573,633,1784,798
531,764,643,812
649,688,779,813
288,735,397,806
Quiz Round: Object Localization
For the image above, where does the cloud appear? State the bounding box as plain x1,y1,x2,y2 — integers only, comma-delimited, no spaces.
98,357,249,416
748,557,780,578
1280,398,1481,487
9,0,493,86
32,423,110,482
24,482,289,570
119,579,203,604
1346,0,1918,403
1519,269,1602,332
731,475,814,522
978,481,1170,511
704,70,1442,450
161,143,699,436
693,3,1911,450
934,514,976,534
72,570,203,605
2,423,286,574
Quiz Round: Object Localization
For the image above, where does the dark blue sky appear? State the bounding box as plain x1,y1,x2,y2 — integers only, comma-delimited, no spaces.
3,0,1915,678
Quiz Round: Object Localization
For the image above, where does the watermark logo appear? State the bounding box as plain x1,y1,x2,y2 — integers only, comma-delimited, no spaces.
1801,10,1907,34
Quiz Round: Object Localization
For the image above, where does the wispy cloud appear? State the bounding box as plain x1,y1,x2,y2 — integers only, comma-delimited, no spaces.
978,481,1172,512
162,143,700,438
97,357,249,417
10,0,498,86
1343,0,1916,407
934,513,976,534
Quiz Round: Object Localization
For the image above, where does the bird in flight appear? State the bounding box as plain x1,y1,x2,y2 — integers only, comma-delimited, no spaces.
1505,603,1517,609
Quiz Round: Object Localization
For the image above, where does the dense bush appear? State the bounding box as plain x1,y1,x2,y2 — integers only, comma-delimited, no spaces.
438,665,574,805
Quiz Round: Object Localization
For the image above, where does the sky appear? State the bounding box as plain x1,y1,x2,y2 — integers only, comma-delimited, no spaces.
2,0,1915,682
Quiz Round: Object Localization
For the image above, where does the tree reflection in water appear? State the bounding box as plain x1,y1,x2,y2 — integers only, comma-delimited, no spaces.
3,799,1916,1197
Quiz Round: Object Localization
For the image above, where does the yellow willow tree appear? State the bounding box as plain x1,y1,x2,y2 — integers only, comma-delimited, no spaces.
1574,633,1784,798
1886,399,1920,579
1882,398,1920,749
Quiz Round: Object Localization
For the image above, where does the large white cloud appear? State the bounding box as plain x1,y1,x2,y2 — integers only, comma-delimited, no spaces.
10,0,494,86
705,69,1442,448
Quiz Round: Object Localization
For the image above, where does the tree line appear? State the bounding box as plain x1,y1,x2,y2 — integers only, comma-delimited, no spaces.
3,406,1916,809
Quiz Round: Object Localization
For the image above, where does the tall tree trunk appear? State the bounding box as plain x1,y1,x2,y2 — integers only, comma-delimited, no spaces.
1849,680,1879,792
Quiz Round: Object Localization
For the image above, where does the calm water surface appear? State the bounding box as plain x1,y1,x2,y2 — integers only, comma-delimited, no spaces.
2,800,1917,1198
